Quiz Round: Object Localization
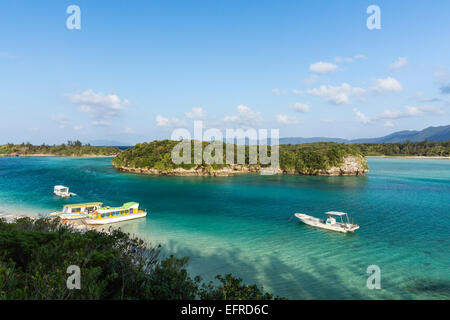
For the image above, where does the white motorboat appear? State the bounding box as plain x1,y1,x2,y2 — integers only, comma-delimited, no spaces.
295,211,359,233
54,185,76,198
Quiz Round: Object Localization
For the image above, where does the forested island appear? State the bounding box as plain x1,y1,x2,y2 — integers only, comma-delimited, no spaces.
0,141,121,157
354,140,450,157
112,140,369,176
0,217,278,300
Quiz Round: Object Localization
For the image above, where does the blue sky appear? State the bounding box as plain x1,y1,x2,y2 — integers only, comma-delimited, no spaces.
0,0,449,144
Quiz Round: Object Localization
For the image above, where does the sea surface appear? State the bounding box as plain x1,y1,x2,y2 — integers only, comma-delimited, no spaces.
0,156,449,299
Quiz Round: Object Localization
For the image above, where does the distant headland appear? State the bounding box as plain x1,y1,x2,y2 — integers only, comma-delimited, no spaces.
0,141,121,157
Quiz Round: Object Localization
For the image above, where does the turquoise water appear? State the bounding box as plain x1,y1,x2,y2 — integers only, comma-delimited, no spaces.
0,156,449,299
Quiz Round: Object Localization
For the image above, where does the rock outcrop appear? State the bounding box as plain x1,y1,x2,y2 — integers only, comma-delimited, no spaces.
113,156,368,177
280,156,368,176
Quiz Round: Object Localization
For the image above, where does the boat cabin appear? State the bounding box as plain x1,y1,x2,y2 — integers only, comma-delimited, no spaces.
96,202,140,218
62,202,103,214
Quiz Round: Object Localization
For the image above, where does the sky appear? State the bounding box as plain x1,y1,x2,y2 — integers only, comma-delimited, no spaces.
0,0,449,145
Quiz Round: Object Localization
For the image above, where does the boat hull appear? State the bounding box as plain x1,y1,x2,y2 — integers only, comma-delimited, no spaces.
49,212,92,220
84,211,147,225
295,213,359,233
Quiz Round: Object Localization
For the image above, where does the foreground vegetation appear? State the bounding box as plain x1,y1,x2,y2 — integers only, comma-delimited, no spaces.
0,141,121,157
0,218,278,300
112,140,365,173
353,140,450,157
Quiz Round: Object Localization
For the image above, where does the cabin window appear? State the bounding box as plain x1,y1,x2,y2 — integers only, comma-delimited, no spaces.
101,214,105,218
72,208,81,213
106,213,110,217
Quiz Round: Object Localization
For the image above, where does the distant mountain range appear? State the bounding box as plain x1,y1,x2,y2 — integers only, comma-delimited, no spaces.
279,125,450,144
88,125,450,147
89,140,132,147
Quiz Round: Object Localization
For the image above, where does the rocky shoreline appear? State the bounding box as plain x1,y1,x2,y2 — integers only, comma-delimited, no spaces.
113,156,369,177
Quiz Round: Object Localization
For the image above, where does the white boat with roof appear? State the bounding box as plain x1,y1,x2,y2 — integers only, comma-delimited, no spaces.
83,202,147,225
48,202,103,220
54,185,76,198
294,211,359,233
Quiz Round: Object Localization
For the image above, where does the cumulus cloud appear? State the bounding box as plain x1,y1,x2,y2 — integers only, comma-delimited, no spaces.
91,120,112,127
67,89,130,126
156,115,186,127
334,54,367,63
276,114,299,125
185,107,205,119
352,108,370,124
306,83,366,105
373,77,403,92
353,105,442,125
389,57,407,70
309,61,338,74
374,105,443,120
223,104,263,127
415,91,441,103
292,102,310,113
52,114,68,128
272,88,289,95
122,127,136,134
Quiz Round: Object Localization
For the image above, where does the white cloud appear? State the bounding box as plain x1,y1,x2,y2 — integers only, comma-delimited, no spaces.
122,127,136,134
67,89,130,125
373,77,403,92
389,57,407,70
223,104,263,127
156,115,186,127
309,61,338,74
276,114,299,125
185,107,205,119
306,83,365,105
272,88,288,95
374,105,443,120
91,120,112,127
334,54,367,63
352,108,370,124
375,109,403,119
52,114,68,128
292,102,310,113
384,121,395,127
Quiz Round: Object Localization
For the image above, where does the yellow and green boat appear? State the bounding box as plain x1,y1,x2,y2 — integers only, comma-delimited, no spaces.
49,202,103,220
84,202,147,225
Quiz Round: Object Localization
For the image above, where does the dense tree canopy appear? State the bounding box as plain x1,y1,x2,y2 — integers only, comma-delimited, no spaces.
0,218,279,300
353,140,450,156
112,140,366,173
0,141,121,157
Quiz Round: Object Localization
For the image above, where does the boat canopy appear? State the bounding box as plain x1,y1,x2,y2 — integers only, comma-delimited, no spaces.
54,185,68,190
99,202,139,212
64,202,103,209
325,211,348,216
